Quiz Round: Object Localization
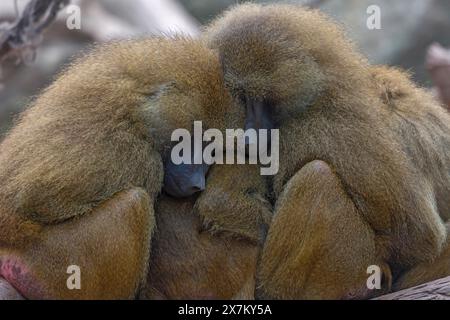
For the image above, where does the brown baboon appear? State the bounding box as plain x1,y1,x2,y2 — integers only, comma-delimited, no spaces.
0,38,244,299
204,3,450,299
145,164,271,300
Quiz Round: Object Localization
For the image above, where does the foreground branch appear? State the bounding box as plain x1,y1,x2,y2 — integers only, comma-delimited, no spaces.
0,0,70,63
376,277,450,300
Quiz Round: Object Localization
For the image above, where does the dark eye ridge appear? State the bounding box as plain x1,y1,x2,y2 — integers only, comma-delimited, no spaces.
238,93,247,105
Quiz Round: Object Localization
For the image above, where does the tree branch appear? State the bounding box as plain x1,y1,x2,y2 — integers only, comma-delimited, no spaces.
0,0,70,64
376,277,450,300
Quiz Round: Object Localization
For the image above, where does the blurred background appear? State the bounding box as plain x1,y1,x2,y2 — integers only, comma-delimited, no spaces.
1,0,450,135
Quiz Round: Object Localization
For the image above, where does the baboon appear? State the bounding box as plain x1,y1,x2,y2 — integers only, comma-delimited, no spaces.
0,38,244,299
204,3,450,299
145,164,271,300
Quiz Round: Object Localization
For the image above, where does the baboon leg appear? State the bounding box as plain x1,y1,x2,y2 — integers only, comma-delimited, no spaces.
258,161,391,300
0,188,154,300
394,224,450,291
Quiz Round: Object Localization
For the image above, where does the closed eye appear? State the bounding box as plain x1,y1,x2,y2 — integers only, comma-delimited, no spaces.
238,93,247,105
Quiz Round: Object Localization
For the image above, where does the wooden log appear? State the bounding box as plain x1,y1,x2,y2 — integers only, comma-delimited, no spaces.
376,276,450,300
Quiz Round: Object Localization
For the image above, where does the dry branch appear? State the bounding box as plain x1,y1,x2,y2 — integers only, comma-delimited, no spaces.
376,276,450,300
0,0,70,64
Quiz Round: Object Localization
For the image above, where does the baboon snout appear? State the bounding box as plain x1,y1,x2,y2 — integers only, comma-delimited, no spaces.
163,160,209,198
190,174,206,193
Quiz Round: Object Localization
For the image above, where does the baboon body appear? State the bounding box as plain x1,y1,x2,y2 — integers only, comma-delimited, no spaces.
0,38,241,299
146,164,271,299
204,4,450,299
0,38,235,232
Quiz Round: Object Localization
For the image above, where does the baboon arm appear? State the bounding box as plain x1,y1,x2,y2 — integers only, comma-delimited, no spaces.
0,188,154,300
146,195,258,300
258,161,391,300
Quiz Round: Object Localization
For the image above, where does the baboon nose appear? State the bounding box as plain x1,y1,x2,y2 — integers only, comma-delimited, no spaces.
191,179,206,194
191,186,203,193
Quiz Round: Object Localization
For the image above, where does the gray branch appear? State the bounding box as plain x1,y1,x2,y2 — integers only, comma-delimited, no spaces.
376,277,450,300
0,0,70,64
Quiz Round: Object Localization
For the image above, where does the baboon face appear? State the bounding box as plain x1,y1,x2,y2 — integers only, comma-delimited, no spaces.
163,160,210,198
153,60,245,134
163,141,211,198
213,23,324,122
153,46,244,198
206,6,329,131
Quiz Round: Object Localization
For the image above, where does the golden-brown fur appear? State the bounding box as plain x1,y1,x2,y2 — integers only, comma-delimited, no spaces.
145,164,271,299
0,188,153,299
195,164,272,244
394,225,450,291
0,38,238,236
259,161,389,299
0,38,244,299
204,3,450,299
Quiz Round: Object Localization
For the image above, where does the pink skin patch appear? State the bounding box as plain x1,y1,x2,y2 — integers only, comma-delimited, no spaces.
0,256,46,299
